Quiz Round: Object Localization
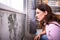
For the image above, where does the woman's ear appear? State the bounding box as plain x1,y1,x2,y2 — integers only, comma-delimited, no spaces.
44,11,47,15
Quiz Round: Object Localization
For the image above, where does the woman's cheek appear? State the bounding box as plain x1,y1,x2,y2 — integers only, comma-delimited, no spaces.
39,15,44,21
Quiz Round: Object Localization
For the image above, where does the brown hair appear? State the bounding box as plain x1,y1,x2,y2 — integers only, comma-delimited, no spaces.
36,3,60,25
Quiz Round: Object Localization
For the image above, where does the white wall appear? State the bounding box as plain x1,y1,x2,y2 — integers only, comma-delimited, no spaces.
0,0,10,6
0,0,23,12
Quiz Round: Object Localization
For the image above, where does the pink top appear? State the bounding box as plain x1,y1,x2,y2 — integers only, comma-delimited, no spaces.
46,21,60,40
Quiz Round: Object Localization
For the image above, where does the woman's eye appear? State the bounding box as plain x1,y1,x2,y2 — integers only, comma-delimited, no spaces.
36,12,39,14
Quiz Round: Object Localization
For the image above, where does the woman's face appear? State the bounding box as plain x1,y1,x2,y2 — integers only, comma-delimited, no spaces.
36,8,47,21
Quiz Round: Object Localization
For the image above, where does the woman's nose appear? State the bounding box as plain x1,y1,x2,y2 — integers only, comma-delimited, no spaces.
36,14,37,17
36,15,38,19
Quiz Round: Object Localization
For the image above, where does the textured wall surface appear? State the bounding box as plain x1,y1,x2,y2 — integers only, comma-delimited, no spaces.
0,10,26,40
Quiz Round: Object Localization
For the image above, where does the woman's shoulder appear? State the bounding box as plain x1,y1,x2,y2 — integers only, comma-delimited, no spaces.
46,21,60,31
48,21,60,27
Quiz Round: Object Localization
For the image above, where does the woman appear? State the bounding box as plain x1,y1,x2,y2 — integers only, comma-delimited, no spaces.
34,3,60,40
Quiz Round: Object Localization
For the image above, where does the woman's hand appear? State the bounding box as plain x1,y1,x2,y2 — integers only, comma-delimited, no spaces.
34,34,40,40
34,26,46,40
